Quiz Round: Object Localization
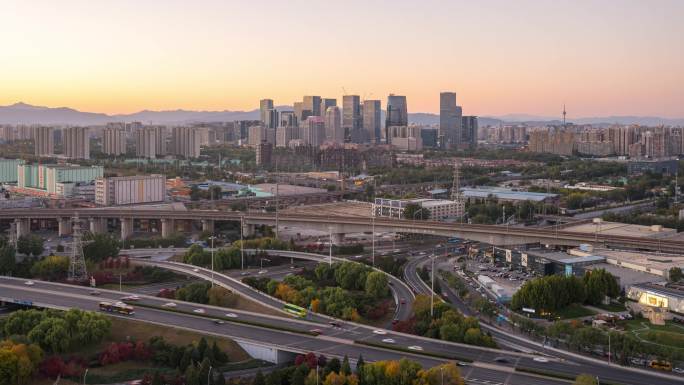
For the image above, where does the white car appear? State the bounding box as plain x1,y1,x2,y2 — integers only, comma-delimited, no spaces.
192,268,200,272
673,367,684,374
24,280,35,286
121,295,141,301
372,330,387,335
162,302,177,308
193,308,205,314
533,357,549,363
258,270,267,274
407,345,423,351
225,313,238,318
381,338,396,344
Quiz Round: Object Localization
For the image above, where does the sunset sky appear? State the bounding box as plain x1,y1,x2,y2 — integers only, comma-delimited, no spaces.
1,0,683,117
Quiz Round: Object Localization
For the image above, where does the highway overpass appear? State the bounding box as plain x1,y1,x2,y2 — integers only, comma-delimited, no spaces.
2,208,684,253
3,277,683,385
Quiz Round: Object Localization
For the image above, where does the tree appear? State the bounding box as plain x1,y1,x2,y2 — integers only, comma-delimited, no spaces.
403,203,430,220
365,272,389,298
670,267,683,282
151,371,164,385
253,370,265,385
0,245,16,274
83,233,120,262
341,356,351,375
190,185,202,201
30,255,69,281
573,374,598,385
17,235,43,257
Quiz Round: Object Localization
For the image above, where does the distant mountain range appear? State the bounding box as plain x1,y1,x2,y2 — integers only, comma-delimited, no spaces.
1,102,682,127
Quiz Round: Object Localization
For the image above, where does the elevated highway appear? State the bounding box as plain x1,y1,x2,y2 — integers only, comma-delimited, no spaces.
2,208,684,253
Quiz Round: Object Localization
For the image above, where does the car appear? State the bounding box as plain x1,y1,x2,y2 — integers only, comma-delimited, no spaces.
24,280,34,286
674,367,684,374
400,298,406,304
122,295,141,301
456,361,469,367
309,328,323,335
388,281,393,286
192,268,200,272
407,345,423,351
372,329,388,335
328,321,341,328
225,313,238,318
240,271,250,276
213,319,225,325
193,308,205,314
290,265,297,269
381,338,396,344
163,302,177,308
258,270,268,274
493,357,510,364
89,290,101,296
533,357,549,363
391,318,399,325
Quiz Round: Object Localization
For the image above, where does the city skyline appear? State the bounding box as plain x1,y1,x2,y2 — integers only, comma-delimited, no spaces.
1,0,683,117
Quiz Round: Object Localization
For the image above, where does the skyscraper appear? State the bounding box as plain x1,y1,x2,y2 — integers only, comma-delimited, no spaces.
301,116,326,146
363,100,382,144
440,92,462,149
324,106,343,143
136,128,157,158
63,127,90,159
260,99,274,125
385,95,408,144
293,102,304,126
264,108,278,129
461,116,478,149
319,98,337,117
171,126,201,158
302,96,321,120
33,126,54,157
103,126,125,156
342,95,361,141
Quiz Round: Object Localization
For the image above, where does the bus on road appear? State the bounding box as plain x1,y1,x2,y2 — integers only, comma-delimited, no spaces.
283,303,307,318
99,301,135,315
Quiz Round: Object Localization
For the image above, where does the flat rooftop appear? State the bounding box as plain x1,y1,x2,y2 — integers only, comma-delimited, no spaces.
282,200,373,218
253,183,327,197
585,263,665,288
460,187,557,202
572,248,684,276
562,221,677,239
632,283,684,300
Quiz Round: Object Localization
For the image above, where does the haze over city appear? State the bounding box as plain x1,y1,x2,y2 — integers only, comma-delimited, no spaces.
2,0,683,117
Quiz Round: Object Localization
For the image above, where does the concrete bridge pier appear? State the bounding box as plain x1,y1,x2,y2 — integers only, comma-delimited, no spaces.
161,218,174,238
236,341,297,364
58,217,73,237
89,218,106,234
242,222,255,238
15,219,30,239
201,219,214,233
121,218,133,240
331,232,345,245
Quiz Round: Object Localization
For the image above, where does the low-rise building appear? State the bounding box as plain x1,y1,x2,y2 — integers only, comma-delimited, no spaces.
95,174,166,206
16,163,103,197
372,198,463,220
460,186,558,204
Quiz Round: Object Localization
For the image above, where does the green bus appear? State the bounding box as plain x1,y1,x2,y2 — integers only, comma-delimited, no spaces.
283,303,307,318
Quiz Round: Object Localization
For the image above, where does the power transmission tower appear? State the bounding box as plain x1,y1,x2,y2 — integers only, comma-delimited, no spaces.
451,162,465,219
68,217,88,282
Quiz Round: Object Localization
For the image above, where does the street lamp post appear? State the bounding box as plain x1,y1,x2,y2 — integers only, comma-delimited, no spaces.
430,253,436,318
328,227,333,266
240,215,244,270
83,368,88,385
371,216,375,267
208,366,213,385
209,236,216,287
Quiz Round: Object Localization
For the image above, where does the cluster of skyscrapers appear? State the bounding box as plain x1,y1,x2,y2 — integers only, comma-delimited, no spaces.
256,92,476,151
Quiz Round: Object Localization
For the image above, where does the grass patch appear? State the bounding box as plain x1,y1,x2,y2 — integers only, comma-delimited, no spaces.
354,340,473,363
594,302,626,312
553,304,597,319
623,319,684,348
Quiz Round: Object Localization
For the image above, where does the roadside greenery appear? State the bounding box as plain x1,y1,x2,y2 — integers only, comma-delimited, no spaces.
511,269,619,314
16,234,44,256
393,294,495,348
245,261,392,321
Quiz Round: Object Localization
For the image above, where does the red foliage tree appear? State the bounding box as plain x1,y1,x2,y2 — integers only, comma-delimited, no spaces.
40,356,65,378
